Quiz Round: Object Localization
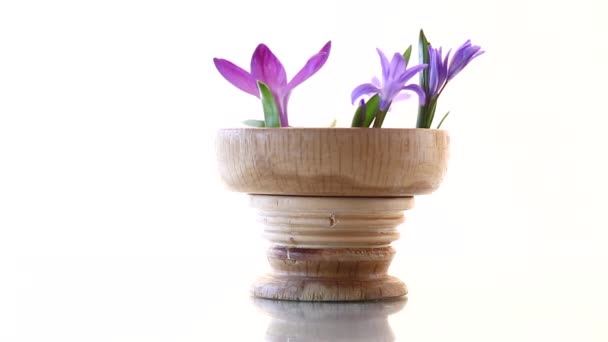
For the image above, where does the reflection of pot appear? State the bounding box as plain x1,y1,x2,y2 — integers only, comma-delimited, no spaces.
253,297,407,342
216,128,449,301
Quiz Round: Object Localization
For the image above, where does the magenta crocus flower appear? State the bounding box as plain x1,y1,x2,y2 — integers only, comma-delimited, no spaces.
213,41,331,127
351,48,427,111
427,40,484,98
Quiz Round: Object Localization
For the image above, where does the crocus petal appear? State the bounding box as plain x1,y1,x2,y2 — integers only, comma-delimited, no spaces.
428,48,440,96
351,83,379,104
443,49,452,70
213,58,259,97
371,76,381,87
396,64,427,84
440,49,451,86
448,41,483,81
376,48,391,82
427,46,448,97
287,41,332,90
449,41,472,70
353,48,431,113
250,44,288,90
473,50,485,59
401,84,426,105
277,92,290,127
393,92,412,102
389,52,405,80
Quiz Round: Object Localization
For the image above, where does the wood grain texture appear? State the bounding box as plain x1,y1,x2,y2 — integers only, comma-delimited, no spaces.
251,247,407,301
216,128,449,196
250,195,411,301
251,195,413,248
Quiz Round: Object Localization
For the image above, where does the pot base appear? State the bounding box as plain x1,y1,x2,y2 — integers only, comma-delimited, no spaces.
252,274,407,302
250,195,414,302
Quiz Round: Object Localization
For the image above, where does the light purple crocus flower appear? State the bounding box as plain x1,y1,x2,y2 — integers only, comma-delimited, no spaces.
351,49,427,111
213,41,331,127
427,40,484,98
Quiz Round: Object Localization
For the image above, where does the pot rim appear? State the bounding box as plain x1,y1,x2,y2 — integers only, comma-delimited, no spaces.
218,127,447,132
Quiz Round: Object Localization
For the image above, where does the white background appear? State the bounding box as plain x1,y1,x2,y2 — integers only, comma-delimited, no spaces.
1,0,607,341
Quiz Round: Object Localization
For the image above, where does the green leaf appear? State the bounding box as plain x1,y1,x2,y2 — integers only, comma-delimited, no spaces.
403,45,412,64
363,95,380,127
416,29,431,128
436,111,450,129
351,95,382,128
243,119,266,127
328,118,337,127
257,81,281,128
418,29,430,94
351,109,361,127
362,94,381,127
351,102,365,127
418,96,439,128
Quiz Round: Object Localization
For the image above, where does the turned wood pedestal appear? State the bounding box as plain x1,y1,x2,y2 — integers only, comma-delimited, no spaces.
250,195,414,301
216,128,450,301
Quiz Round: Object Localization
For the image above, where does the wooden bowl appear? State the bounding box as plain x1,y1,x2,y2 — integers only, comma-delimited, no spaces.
215,128,449,197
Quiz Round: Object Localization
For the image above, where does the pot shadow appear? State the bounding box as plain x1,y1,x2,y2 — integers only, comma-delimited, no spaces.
252,296,407,342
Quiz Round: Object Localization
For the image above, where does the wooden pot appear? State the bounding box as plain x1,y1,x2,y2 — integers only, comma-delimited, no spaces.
216,128,449,301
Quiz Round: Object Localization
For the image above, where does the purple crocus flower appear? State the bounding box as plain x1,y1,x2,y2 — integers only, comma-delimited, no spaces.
351,48,427,111
213,41,331,127
427,40,484,98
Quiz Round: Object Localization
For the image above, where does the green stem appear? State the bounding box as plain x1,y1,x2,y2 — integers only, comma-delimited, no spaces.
416,105,428,128
417,97,438,128
373,106,390,128
436,111,450,129
427,85,448,128
425,98,438,128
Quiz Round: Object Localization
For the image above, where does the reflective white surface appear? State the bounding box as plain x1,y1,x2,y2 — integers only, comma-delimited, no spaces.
3,247,607,341
253,297,406,341
243,256,607,341
2,0,608,340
